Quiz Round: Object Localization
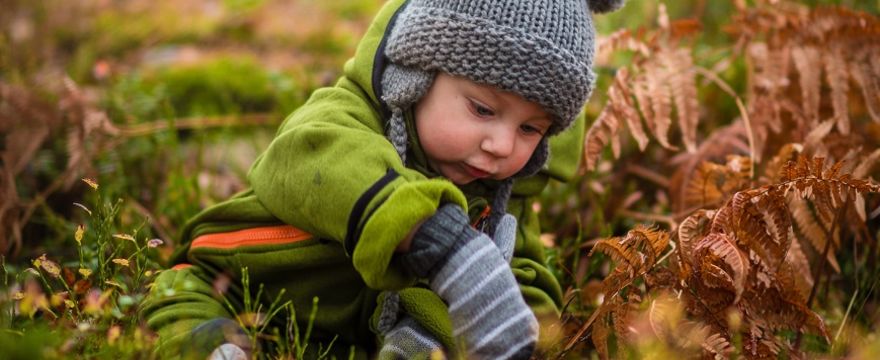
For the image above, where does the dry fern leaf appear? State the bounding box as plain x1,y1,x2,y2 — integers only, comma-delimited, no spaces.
591,237,643,273
763,143,803,184
611,69,650,151
680,162,726,211
591,225,670,274
663,47,700,153
803,119,835,159
823,47,851,135
789,194,841,273
783,227,815,299
849,49,880,123
695,232,749,302
633,73,677,151
749,42,791,93
852,148,880,180
613,295,641,344
644,59,675,150
702,332,733,359
634,225,672,264
729,191,789,272
791,46,822,127
753,189,793,260
591,308,613,360
584,103,621,171
677,209,714,268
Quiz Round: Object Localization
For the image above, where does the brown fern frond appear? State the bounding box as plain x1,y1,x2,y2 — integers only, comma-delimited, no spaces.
611,69,650,151
763,143,803,183
597,29,650,57
681,161,726,211
591,238,642,273
849,49,880,123
644,59,675,150
591,306,613,360
823,47,850,134
696,232,750,302
635,225,672,264
755,188,794,256
852,148,880,179
591,225,671,274
702,332,734,358
789,194,841,273
612,294,641,343
783,228,815,299
584,104,621,171
729,190,791,272
803,119,835,159
677,209,714,268
791,45,822,127
664,47,700,153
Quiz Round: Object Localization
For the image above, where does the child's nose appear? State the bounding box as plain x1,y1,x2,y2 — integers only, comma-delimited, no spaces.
480,129,515,158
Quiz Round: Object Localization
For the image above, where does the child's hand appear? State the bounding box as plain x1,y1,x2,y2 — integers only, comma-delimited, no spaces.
400,204,538,359
491,213,517,263
378,315,445,360
184,318,251,360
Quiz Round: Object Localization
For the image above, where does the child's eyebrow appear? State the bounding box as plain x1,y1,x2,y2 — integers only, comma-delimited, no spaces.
471,82,506,106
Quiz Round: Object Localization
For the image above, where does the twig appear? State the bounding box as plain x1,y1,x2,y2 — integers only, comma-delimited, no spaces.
556,299,603,359
626,163,671,188
795,197,849,349
617,209,678,229
833,288,858,350
126,197,175,247
117,114,276,137
695,66,755,179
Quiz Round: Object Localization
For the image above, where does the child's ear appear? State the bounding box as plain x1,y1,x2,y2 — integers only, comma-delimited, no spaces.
586,0,626,14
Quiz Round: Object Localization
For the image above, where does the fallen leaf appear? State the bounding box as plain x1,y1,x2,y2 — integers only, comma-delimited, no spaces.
75,224,85,245
112,258,130,267
112,234,135,242
82,178,99,190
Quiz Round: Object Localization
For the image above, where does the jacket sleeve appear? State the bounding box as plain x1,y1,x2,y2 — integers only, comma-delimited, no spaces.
247,80,467,291
140,266,234,359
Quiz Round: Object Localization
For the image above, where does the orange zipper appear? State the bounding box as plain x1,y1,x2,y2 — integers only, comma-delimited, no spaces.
191,225,313,250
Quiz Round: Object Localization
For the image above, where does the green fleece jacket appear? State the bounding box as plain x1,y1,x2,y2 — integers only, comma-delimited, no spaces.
140,0,586,358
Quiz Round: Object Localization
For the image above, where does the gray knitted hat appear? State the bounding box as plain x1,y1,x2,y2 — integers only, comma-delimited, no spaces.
381,0,625,233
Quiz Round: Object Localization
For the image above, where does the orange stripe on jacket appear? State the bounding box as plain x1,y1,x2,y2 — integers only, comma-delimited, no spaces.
191,225,313,250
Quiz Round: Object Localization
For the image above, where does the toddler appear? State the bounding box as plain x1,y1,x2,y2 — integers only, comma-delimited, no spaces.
141,0,624,358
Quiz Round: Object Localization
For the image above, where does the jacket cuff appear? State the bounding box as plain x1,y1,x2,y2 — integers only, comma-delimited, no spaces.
399,203,478,278
352,177,467,289
344,169,400,256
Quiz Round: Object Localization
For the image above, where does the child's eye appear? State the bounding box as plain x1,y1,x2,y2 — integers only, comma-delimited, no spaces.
520,124,545,135
469,100,495,117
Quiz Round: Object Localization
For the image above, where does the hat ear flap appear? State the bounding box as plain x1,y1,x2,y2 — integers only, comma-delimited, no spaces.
586,0,626,13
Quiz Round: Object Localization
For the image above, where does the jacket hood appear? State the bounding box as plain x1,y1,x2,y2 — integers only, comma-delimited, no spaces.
342,0,410,121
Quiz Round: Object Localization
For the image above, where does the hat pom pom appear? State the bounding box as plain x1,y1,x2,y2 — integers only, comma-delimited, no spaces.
587,0,626,13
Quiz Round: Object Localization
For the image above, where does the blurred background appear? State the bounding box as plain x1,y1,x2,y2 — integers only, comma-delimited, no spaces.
2,0,879,358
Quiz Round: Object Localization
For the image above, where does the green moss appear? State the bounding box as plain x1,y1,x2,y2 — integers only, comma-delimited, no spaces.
137,56,304,117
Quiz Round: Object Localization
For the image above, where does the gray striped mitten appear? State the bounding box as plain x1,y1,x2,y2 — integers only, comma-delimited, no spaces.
378,316,445,360
400,204,538,359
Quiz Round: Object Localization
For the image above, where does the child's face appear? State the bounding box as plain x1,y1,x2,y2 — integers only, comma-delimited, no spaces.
414,73,552,185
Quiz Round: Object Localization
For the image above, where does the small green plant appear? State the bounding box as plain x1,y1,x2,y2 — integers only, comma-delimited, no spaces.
0,178,163,358
221,267,341,359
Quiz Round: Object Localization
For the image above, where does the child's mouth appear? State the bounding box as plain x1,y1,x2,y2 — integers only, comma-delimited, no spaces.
462,163,491,179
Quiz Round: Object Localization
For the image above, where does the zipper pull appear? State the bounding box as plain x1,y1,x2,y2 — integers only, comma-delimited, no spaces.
471,204,492,231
